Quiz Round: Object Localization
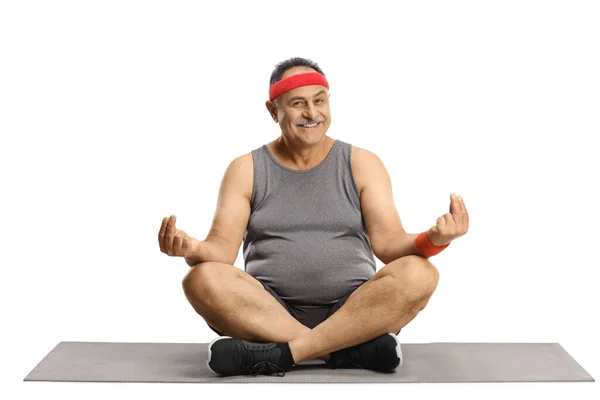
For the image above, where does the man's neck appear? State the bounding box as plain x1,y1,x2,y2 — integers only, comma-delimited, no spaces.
274,135,333,170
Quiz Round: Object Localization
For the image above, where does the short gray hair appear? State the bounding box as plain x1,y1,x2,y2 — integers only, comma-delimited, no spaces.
270,57,326,109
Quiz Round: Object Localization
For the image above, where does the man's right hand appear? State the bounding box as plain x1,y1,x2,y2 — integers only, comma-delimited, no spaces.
158,215,202,259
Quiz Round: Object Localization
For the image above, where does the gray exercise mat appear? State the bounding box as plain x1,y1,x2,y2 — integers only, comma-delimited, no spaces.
24,341,594,383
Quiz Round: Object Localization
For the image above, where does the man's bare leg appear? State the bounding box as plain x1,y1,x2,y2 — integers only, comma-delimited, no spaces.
182,261,330,361
288,255,439,364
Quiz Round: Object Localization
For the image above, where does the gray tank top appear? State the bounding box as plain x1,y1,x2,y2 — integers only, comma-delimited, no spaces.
242,139,376,307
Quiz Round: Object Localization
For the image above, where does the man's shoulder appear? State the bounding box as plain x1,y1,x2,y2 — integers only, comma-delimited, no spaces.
350,145,384,174
225,152,254,202
232,151,254,167
350,145,387,193
350,144,378,162
350,145,385,193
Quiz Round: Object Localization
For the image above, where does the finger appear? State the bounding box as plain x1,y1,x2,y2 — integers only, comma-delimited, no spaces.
173,229,187,253
450,193,461,214
458,195,467,213
158,217,169,252
436,215,446,230
456,196,469,226
182,236,194,255
447,211,467,235
165,215,176,251
451,201,463,223
159,217,168,238
444,213,455,229
172,234,184,256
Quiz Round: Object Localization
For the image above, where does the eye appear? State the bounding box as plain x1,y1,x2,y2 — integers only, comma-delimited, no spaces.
293,101,303,106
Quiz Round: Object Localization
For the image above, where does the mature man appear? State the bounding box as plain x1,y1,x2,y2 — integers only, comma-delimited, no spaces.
158,57,469,377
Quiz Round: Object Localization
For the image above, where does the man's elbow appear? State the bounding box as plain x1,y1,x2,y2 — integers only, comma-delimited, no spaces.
372,231,409,264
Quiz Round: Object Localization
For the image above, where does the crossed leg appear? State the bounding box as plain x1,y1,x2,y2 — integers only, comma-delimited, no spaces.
182,255,439,364
182,261,312,343
288,255,440,364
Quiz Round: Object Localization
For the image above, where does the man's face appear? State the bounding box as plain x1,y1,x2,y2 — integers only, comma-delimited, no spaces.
268,67,331,143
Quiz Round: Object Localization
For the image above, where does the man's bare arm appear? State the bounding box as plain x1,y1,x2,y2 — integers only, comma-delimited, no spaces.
184,239,233,267
352,147,412,263
185,154,253,267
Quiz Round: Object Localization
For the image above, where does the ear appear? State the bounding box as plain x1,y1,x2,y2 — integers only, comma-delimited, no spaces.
265,100,278,122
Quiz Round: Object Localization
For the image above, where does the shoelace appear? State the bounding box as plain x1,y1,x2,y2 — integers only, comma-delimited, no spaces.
332,345,368,370
239,343,287,377
338,356,364,370
248,360,286,377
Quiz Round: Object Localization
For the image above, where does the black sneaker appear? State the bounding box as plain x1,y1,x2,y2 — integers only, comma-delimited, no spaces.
327,333,403,372
207,336,293,377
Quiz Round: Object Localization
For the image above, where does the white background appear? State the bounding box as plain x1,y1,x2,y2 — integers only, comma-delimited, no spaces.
1,0,598,398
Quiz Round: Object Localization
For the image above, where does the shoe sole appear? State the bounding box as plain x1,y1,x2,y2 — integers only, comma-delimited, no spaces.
206,336,232,374
387,332,403,368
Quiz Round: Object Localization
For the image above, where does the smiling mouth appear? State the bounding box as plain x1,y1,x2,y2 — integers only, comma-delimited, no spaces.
299,122,322,129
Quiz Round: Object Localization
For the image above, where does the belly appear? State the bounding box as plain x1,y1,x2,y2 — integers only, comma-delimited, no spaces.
245,235,375,306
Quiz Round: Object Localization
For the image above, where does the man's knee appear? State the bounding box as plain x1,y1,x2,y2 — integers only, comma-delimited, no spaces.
389,255,440,302
182,262,226,305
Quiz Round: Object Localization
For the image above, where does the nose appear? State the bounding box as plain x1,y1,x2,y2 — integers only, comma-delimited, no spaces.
303,103,318,121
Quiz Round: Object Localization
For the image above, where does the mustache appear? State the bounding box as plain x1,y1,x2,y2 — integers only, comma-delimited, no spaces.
296,117,324,126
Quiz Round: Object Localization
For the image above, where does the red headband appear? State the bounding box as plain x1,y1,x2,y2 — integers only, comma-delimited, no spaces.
269,72,329,101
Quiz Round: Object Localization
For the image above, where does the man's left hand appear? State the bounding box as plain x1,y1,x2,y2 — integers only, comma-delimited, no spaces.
428,193,469,247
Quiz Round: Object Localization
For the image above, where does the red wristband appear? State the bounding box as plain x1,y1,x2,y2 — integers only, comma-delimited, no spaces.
415,231,449,257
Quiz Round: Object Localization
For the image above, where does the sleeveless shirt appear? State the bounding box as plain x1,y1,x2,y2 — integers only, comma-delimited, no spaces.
242,139,377,307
